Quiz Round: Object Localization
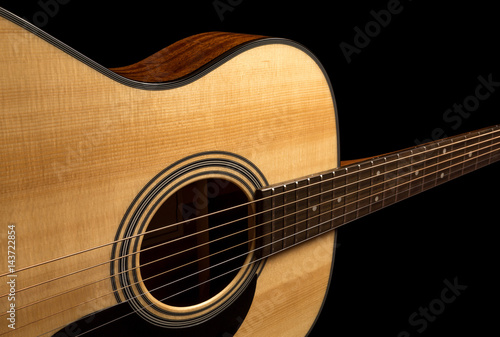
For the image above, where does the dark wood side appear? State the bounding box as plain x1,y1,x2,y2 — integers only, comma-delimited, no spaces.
109,32,266,83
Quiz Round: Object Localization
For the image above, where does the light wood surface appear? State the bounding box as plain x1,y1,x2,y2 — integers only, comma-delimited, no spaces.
0,14,338,337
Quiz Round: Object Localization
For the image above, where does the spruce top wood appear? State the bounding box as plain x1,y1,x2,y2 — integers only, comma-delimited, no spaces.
0,6,498,337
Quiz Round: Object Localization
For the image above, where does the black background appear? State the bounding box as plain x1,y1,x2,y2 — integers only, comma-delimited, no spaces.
1,1,499,336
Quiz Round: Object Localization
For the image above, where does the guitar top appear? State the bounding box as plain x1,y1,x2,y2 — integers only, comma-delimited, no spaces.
1,4,499,337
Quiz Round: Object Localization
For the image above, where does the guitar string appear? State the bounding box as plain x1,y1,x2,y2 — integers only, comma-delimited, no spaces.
1,125,497,282
36,146,500,337
3,128,500,328
2,130,499,330
41,215,339,337
14,146,500,337
3,129,498,300
2,129,499,313
9,146,500,336
2,127,497,280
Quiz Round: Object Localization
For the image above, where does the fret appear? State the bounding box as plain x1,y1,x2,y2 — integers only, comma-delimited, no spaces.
462,134,479,174
370,157,385,212
409,147,425,196
319,172,334,233
449,134,467,180
422,143,439,191
283,183,297,249
295,180,308,243
382,153,399,207
307,176,321,237
357,161,372,217
395,150,413,202
332,169,346,228
435,139,453,185
476,129,493,169
272,185,285,253
491,129,500,163
344,165,359,223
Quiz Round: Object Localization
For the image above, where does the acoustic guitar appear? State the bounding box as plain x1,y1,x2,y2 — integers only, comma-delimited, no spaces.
1,7,498,337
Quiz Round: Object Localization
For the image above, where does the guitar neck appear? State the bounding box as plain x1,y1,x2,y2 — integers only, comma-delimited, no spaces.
256,125,500,257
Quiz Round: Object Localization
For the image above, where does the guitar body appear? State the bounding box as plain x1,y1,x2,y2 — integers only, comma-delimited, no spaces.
0,12,338,337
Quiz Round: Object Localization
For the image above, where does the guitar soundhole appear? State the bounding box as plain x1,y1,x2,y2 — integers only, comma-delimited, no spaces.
139,178,251,307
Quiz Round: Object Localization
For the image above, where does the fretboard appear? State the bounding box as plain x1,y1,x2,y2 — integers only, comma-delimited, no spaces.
255,125,500,257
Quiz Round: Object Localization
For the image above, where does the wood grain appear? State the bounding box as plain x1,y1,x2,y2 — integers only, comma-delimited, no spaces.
0,14,338,337
109,32,266,83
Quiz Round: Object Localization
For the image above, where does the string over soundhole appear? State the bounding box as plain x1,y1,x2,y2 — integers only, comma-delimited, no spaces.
139,179,250,307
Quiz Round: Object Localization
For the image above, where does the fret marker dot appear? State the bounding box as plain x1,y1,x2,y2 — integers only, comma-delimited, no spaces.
312,206,318,212
415,170,419,176
374,196,379,202
440,172,445,179
468,152,473,158
443,148,447,154
376,170,381,176
337,197,342,203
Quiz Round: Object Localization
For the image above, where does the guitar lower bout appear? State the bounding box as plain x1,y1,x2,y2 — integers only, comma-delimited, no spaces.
54,152,338,336
0,10,339,336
